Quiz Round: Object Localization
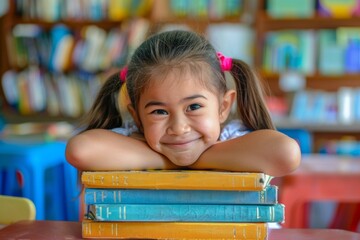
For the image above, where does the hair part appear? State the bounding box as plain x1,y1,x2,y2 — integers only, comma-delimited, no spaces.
126,30,227,113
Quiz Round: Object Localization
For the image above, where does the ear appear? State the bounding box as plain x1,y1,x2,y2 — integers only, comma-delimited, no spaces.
127,104,143,132
219,89,236,124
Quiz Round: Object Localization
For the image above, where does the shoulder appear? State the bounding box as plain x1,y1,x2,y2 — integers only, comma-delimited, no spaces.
219,119,250,141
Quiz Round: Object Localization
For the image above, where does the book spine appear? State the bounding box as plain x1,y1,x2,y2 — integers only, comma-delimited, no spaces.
81,171,270,191
88,204,284,223
84,186,278,205
82,220,268,239
338,87,355,124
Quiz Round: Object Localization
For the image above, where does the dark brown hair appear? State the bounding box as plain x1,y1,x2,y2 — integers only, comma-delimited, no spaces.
82,30,274,131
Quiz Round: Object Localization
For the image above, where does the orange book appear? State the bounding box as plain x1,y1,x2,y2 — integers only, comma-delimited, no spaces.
81,170,272,191
82,220,268,239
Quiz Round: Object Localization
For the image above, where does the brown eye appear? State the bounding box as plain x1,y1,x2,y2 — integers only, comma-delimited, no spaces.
151,109,168,115
187,104,201,111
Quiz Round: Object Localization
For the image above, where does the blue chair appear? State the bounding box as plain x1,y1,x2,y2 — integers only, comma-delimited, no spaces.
0,140,80,221
63,159,81,221
277,128,313,154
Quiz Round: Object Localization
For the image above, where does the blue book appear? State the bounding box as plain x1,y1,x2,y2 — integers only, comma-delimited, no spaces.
84,186,278,205
354,88,360,122
87,203,284,223
345,39,360,73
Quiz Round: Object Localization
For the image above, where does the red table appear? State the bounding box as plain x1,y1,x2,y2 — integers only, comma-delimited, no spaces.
0,220,360,239
279,154,360,228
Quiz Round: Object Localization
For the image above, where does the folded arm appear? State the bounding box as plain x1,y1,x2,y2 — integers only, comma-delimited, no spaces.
65,129,180,171
66,129,301,176
190,129,301,177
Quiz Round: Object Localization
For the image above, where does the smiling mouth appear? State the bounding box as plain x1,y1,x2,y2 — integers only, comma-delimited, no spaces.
164,138,199,147
166,141,193,146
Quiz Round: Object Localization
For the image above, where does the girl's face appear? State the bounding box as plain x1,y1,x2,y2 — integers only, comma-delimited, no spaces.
131,69,235,166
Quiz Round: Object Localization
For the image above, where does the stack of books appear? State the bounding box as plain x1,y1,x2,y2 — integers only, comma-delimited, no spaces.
80,170,283,239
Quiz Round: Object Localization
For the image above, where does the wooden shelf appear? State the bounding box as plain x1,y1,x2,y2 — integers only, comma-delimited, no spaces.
275,119,360,152
261,73,360,93
275,119,360,133
2,109,79,124
257,12,360,30
307,75,360,91
152,16,244,24
8,19,124,30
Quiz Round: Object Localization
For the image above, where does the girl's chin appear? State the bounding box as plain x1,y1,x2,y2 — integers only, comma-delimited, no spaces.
169,157,199,167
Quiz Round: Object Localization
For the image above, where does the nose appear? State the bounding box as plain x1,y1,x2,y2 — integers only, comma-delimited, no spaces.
166,114,191,135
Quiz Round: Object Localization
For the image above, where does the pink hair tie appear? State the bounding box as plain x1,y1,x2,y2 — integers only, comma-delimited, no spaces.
120,66,128,82
217,52,232,71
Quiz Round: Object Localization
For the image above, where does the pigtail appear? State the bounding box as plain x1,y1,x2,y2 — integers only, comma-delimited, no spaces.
81,71,124,131
230,59,275,130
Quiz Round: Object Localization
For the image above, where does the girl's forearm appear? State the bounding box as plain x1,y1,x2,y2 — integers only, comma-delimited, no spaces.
190,129,301,177
66,129,179,171
66,129,301,176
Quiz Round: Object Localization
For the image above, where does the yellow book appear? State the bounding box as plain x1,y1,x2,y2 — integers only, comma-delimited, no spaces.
81,170,272,191
108,0,130,20
82,220,268,239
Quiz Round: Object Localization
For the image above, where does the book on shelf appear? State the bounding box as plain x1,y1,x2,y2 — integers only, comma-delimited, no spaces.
318,0,360,18
263,30,316,75
84,185,278,205
337,27,360,74
86,203,284,222
318,29,344,75
82,220,268,239
267,0,314,18
290,88,360,124
49,24,74,72
81,170,273,191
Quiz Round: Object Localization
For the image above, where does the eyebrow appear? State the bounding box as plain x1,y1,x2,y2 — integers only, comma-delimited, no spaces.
144,94,207,109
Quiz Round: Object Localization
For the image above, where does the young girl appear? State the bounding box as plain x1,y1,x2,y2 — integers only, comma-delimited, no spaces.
66,30,300,177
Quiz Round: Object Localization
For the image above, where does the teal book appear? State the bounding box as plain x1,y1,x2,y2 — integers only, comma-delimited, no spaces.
87,203,284,223
267,0,314,18
84,186,278,205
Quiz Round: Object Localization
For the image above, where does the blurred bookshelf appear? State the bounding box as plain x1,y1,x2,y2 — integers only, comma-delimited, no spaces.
0,0,254,125
0,0,154,124
1,0,360,152
256,0,360,152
